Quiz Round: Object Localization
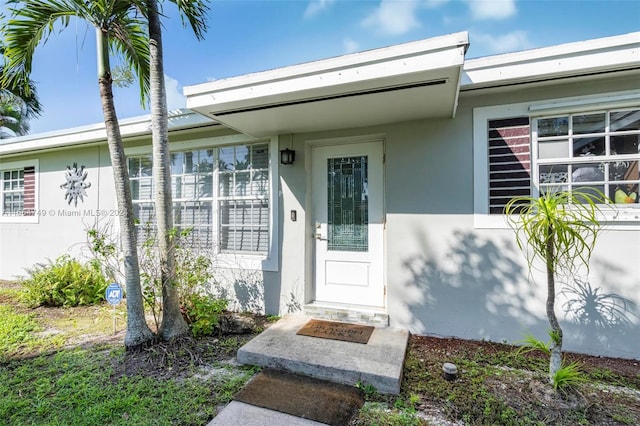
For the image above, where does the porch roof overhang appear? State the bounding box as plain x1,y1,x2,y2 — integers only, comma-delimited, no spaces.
461,32,640,92
0,109,215,157
185,32,469,138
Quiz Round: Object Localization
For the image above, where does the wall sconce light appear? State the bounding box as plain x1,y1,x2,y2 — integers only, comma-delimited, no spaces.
280,148,296,165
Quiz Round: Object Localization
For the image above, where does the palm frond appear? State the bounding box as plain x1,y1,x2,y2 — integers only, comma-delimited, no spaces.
170,0,209,40
505,189,607,277
2,0,78,94
109,14,150,107
3,0,150,108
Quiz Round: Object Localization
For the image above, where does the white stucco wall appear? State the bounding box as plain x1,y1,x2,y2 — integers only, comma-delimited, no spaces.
276,74,640,359
1,145,117,279
382,76,640,359
1,74,638,360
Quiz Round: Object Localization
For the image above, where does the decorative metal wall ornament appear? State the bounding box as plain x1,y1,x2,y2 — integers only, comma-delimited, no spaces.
60,163,91,206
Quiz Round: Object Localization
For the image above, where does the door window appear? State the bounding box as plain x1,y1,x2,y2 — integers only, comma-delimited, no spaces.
327,156,368,252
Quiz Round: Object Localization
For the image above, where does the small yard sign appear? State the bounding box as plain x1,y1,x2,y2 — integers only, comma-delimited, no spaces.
105,283,123,305
105,283,123,335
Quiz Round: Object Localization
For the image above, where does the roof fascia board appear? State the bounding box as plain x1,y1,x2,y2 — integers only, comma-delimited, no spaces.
461,32,640,90
184,32,469,101
0,109,216,156
188,47,465,113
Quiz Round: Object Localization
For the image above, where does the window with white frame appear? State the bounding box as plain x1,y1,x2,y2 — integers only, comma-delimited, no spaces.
1,161,37,220
218,144,270,253
474,97,640,227
534,109,639,203
128,142,270,254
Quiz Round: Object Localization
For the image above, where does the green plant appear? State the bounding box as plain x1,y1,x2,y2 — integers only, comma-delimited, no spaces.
265,314,281,322
505,189,605,385
88,222,227,334
517,329,564,356
355,381,378,400
354,401,426,426
393,393,420,413
86,225,120,282
553,361,587,391
182,294,228,337
517,333,551,355
20,255,108,307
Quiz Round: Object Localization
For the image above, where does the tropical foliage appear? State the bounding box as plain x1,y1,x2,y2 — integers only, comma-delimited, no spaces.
2,0,155,348
505,189,605,385
20,255,108,307
0,32,41,138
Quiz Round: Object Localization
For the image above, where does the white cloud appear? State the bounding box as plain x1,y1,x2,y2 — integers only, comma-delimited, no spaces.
468,0,517,20
304,0,336,19
473,31,531,54
343,38,359,54
362,0,420,36
164,75,186,111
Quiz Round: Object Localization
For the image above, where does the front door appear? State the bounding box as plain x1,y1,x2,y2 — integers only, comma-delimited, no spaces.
312,141,384,307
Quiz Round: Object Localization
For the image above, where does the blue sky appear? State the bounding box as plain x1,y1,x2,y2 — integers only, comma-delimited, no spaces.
4,0,639,135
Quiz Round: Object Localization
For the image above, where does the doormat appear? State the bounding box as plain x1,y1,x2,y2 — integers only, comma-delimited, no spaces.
296,319,374,344
234,369,364,426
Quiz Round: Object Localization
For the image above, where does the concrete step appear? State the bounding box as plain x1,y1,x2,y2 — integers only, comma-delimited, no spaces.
304,302,389,327
236,315,408,395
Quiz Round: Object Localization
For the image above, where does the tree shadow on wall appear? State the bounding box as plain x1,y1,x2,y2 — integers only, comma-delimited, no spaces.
233,270,265,314
561,261,640,356
402,230,544,342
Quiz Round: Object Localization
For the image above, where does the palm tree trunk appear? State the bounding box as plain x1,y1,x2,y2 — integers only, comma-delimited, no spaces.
545,226,563,384
97,28,154,349
147,0,189,341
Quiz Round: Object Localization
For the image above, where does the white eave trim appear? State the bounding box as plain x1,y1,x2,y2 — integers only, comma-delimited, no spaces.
185,31,469,112
0,109,216,156
461,32,640,90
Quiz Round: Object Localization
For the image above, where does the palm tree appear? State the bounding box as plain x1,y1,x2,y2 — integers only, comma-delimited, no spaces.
2,0,155,348
505,190,604,385
0,99,27,138
145,0,209,341
1,41,42,138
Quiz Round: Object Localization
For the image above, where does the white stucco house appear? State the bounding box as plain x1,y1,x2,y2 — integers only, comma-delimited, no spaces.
1,31,639,359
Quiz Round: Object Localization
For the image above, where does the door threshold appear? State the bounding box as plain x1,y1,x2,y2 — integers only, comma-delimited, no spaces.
304,301,389,327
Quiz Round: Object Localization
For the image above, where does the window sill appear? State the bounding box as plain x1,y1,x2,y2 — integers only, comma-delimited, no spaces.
474,206,640,230
211,252,278,272
0,215,39,224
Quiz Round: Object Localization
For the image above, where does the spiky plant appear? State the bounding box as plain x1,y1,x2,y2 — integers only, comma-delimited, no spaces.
505,189,605,385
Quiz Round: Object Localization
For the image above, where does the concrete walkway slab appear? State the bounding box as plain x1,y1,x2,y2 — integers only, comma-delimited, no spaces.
207,401,327,426
237,315,409,394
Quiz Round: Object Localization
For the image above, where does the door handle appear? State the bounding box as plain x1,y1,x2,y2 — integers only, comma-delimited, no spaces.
314,222,328,241
314,233,329,241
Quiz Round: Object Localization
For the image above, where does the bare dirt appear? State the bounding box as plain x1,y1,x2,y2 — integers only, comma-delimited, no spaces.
405,335,640,425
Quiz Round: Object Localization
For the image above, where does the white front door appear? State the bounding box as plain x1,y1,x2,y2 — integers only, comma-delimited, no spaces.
312,141,384,307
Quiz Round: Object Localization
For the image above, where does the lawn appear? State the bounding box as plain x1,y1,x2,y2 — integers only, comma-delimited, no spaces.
0,281,257,426
1,279,639,426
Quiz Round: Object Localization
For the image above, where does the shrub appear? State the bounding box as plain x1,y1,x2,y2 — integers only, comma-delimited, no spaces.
182,294,228,337
21,255,108,307
86,221,229,335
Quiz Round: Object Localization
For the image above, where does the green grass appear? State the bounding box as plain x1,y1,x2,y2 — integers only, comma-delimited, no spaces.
353,402,427,426
0,281,256,425
0,347,254,425
0,305,64,361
